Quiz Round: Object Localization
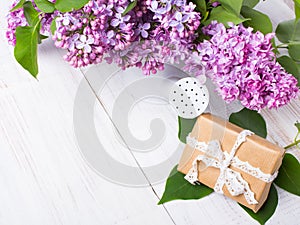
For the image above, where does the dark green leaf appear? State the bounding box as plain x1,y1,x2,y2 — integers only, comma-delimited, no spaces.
14,25,40,77
229,108,267,138
275,153,300,196
277,56,300,85
288,42,300,61
242,0,259,8
239,184,278,225
241,6,273,34
122,0,137,16
50,17,57,35
204,6,249,26
38,34,48,44
10,0,26,12
178,117,197,143
55,0,89,12
276,19,300,43
158,165,213,204
35,0,55,13
192,0,206,15
23,1,40,26
218,0,243,15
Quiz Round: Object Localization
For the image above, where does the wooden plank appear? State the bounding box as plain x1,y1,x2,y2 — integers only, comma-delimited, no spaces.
84,1,300,224
0,2,175,224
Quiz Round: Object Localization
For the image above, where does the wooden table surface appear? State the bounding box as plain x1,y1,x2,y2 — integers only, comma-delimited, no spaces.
0,1,299,224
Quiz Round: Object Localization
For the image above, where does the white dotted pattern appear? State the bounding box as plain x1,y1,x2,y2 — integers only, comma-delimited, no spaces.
169,78,209,119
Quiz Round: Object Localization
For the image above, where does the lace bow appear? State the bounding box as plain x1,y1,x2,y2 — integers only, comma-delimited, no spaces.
184,130,277,205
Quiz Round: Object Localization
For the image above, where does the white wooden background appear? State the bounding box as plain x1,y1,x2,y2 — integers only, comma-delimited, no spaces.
0,1,300,224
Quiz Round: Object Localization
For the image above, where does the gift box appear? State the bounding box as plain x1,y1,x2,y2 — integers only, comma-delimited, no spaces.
177,114,285,212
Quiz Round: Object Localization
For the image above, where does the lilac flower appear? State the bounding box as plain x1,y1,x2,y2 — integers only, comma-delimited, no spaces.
137,23,151,38
149,0,172,20
68,33,80,51
76,35,94,53
110,7,130,27
169,12,189,32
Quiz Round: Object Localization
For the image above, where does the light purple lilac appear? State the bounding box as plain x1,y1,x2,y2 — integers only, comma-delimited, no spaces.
195,21,299,110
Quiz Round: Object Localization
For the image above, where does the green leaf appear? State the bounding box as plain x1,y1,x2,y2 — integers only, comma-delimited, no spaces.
294,0,300,21
14,1,41,77
239,184,278,225
35,0,55,13
50,17,57,35
54,0,89,13
158,165,213,204
274,154,300,196
192,0,206,15
229,108,267,138
242,0,259,8
122,0,137,16
178,117,197,143
288,42,300,61
23,1,40,26
241,6,273,34
38,34,48,44
204,6,249,26
10,0,26,12
217,0,243,15
276,19,300,43
277,56,300,85
14,25,40,77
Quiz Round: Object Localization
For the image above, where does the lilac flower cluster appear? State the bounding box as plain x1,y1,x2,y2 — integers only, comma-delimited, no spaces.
195,21,299,110
51,0,201,74
6,1,28,45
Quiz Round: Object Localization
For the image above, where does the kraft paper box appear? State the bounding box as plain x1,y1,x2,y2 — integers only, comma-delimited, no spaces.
177,114,285,212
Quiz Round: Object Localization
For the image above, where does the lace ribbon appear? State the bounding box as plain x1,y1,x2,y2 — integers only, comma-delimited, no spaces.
184,130,278,205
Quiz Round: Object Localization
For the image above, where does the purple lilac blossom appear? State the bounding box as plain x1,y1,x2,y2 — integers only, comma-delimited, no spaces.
51,0,200,73
6,1,28,45
195,21,299,110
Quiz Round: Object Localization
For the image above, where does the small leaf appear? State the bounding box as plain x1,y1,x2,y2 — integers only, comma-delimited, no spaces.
276,19,300,43
14,25,40,77
122,0,137,16
241,6,273,34
204,6,249,26
274,153,300,196
178,117,197,143
55,0,89,13
242,0,259,8
35,0,55,13
277,56,300,86
217,0,243,15
158,165,213,204
288,42,300,61
239,184,278,225
10,0,26,12
23,1,40,26
50,17,57,35
229,108,267,138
